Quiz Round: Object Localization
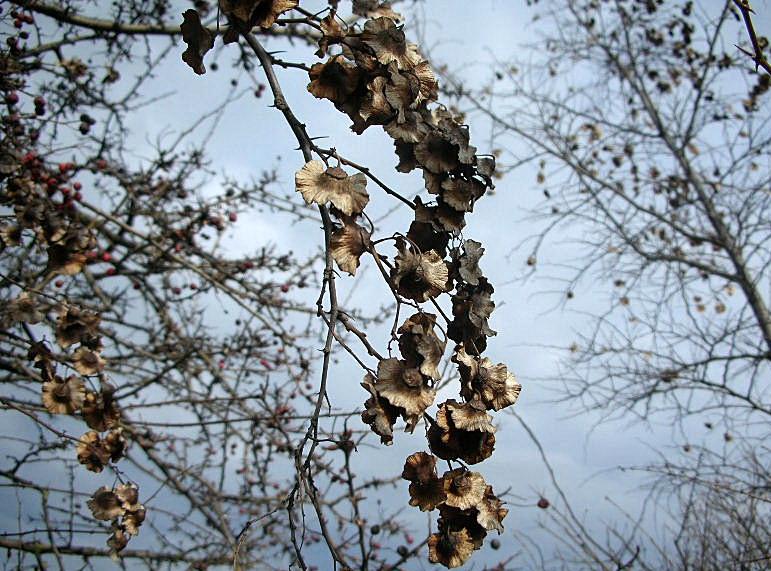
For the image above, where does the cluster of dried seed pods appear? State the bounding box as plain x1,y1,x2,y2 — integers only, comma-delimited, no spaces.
290,2,522,567
2,162,145,555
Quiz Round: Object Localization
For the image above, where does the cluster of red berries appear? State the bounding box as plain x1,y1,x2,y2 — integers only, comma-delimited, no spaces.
10,9,34,29
4,8,34,53
19,153,84,212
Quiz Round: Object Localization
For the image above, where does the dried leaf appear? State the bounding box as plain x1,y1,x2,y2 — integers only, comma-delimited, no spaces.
181,10,215,75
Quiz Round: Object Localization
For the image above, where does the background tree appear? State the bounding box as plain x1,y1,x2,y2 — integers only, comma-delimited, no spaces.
439,0,770,568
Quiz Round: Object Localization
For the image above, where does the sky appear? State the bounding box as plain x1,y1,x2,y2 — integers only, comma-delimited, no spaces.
4,0,769,568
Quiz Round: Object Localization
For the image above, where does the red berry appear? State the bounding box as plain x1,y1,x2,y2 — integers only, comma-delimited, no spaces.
259,359,271,369
95,159,108,170
101,252,112,262
58,162,72,173
21,151,36,164
86,251,97,261
132,281,141,290
72,181,82,190
172,286,182,295
54,279,64,288
405,534,414,545
218,360,225,369
13,19,23,29
280,284,290,293
5,91,19,105
74,191,82,202
60,187,70,197
229,212,237,222
537,497,550,509
174,243,183,252
106,267,117,276
33,96,45,107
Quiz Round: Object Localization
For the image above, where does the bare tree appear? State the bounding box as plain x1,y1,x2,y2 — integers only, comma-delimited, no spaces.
0,1,522,569
438,0,771,568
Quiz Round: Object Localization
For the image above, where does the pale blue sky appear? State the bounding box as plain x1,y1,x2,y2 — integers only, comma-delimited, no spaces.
3,1,768,568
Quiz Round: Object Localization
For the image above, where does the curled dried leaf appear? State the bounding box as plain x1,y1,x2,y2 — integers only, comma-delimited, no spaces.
394,140,417,173
359,76,394,124
438,504,488,550
82,386,121,432
317,11,346,56
56,306,100,349
428,400,495,465
454,346,521,411
447,279,496,354
308,56,362,105
88,486,125,521
397,312,445,381
403,452,446,510
385,109,430,143
219,0,298,28
457,239,484,285
295,160,369,216
105,428,128,462
107,522,129,554
42,375,85,414
407,198,450,257
375,358,436,431
330,221,371,275
415,132,460,174
353,0,402,21
7,292,43,324
0,224,22,247
402,451,437,483
123,504,146,536
476,485,508,533
77,431,111,473
361,373,399,445
392,243,449,302
72,346,105,376
428,527,475,569
361,17,421,69
181,10,215,75
409,477,446,511
442,468,486,511
441,178,486,213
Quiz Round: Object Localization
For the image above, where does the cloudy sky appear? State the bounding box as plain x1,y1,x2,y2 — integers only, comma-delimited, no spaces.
5,0,768,568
